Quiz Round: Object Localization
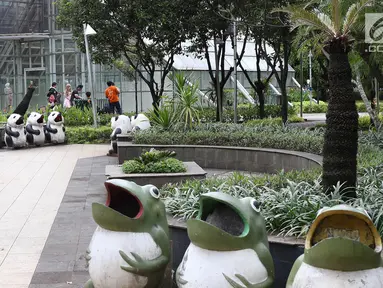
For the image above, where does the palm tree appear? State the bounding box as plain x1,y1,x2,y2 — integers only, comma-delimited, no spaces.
277,0,372,198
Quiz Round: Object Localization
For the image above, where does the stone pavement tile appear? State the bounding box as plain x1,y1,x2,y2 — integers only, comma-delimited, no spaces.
0,271,35,285
0,253,41,273
30,271,73,285
9,237,47,254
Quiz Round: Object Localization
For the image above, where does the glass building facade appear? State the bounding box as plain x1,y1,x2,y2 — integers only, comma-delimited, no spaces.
0,0,296,113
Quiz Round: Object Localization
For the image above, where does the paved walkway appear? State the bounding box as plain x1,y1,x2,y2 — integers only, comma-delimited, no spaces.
0,144,109,288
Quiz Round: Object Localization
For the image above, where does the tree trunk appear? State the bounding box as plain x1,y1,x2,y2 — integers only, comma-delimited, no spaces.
322,53,358,198
354,75,379,128
280,85,288,124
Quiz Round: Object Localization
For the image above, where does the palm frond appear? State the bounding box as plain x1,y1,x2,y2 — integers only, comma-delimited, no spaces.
332,0,341,33
342,0,373,35
275,6,336,36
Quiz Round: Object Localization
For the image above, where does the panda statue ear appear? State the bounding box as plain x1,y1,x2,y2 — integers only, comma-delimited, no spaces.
27,113,31,118
7,115,10,119
115,116,119,121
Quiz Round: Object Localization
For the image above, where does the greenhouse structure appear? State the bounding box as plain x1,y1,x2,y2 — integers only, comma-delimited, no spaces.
0,0,298,113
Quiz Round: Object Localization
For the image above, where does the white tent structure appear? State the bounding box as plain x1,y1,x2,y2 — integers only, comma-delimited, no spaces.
168,39,296,107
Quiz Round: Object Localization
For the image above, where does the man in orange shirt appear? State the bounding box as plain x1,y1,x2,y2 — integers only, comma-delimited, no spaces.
105,81,122,114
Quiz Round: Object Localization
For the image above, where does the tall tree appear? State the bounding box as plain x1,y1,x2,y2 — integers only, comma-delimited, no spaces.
187,0,249,121
57,0,195,108
279,0,372,197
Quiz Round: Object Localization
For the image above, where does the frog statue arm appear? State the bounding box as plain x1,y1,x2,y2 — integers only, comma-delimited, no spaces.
119,224,170,276
224,243,275,288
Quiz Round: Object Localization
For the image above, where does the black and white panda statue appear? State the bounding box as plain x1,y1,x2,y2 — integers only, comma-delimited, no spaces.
131,113,151,132
26,112,45,146
4,113,26,149
45,112,66,144
4,86,35,149
109,115,132,155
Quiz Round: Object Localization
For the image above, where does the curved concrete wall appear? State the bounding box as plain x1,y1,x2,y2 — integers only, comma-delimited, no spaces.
118,142,322,174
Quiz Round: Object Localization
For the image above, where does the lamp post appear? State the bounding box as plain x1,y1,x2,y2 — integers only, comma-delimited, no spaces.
83,23,98,128
308,50,313,106
300,53,303,118
233,20,238,124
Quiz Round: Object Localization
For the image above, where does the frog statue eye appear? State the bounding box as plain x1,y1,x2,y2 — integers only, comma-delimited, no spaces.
149,186,160,199
251,199,261,213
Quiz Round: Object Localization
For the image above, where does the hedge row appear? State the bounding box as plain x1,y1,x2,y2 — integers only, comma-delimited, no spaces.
133,124,324,155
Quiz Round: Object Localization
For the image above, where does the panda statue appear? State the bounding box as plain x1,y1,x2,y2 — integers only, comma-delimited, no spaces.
109,115,132,155
4,114,27,149
26,112,45,147
45,112,66,144
4,86,35,149
131,113,151,132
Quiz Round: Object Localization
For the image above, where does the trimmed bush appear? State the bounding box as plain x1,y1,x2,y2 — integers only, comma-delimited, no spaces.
199,105,296,122
122,149,186,174
134,123,324,155
245,116,304,127
66,126,112,144
293,101,368,114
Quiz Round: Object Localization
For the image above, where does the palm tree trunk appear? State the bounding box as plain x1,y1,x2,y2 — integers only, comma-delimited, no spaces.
322,53,358,198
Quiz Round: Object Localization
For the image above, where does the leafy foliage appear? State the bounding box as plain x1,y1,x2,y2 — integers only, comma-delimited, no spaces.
134,123,324,154
173,72,201,128
148,104,177,130
66,126,112,144
122,149,186,174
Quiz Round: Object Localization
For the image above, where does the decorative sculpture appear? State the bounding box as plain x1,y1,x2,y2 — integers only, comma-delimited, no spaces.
287,204,383,288
45,112,66,144
4,86,35,149
26,112,45,146
176,192,274,288
85,179,170,288
109,115,132,155
131,114,151,132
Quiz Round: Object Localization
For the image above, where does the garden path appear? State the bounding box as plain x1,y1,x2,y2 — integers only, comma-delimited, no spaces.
0,144,109,288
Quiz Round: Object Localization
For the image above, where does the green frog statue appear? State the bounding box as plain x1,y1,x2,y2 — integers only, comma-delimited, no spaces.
287,204,383,288
176,192,274,288
84,179,170,288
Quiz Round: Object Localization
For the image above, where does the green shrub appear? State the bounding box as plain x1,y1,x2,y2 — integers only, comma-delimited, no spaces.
314,115,383,130
245,116,304,127
122,149,186,174
66,126,112,144
148,104,178,130
199,105,296,122
293,101,328,113
163,164,383,237
134,123,324,154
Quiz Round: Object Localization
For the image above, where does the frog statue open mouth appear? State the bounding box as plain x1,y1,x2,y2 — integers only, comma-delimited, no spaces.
105,181,144,219
85,180,170,288
176,192,274,288
287,204,383,288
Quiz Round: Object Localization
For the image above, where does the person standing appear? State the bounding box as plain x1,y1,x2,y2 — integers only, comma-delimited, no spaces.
47,82,60,109
105,81,122,114
64,84,72,108
4,83,13,112
70,84,83,107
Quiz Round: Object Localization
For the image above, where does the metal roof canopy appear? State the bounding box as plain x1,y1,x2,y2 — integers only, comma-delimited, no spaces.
0,33,50,41
171,40,295,72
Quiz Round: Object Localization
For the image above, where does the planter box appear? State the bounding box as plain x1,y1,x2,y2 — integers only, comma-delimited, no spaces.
168,216,304,288
105,161,207,187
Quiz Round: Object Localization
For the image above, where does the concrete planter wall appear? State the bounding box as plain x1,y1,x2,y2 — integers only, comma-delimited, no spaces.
118,143,322,173
168,217,304,288
105,162,207,187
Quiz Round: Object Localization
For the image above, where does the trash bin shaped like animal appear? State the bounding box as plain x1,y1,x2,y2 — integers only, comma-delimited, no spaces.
176,192,274,288
287,204,383,288
85,179,170,288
